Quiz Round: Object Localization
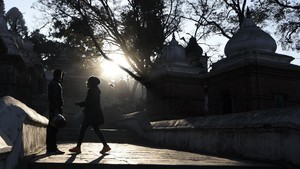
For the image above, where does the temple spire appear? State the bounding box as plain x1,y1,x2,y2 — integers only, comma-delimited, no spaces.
0,0,7,31
0,0,4,13
246,7,251,19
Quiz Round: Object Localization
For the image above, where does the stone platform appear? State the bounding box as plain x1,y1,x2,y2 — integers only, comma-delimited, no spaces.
28,142,285,169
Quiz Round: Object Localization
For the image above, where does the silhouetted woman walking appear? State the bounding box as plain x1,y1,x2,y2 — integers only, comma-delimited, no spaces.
69,76,111,154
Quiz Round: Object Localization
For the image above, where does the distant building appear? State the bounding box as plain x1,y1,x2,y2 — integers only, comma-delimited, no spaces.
147,12,300,118
0,2,46,112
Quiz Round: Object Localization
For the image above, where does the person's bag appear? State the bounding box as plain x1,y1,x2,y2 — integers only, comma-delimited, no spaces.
50,114,66,128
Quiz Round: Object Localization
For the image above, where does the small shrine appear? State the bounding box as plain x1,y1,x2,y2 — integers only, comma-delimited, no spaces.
146,34,208,117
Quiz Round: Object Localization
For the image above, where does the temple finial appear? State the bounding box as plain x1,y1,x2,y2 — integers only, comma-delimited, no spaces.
246,7,251,18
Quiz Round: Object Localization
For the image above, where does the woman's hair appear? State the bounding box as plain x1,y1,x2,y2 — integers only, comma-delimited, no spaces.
88,76,100,86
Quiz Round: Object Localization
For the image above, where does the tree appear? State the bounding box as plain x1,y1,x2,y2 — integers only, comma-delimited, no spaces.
182,0,250,65
120,0,181,74
184,0,300,55
254,0,300,51
184,0,270,40
36,0,183,84
30,30,68,70
6,7,28,38
30,29,95,71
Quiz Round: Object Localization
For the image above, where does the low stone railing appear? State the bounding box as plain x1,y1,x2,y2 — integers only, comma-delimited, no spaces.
120,107,300,168
0,96,48,169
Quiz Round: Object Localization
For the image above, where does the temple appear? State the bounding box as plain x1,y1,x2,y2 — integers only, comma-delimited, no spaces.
0,2,46,112
146,10,300,118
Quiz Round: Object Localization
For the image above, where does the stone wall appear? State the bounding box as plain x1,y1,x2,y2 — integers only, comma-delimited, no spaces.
146,73,205,117
0,96,48,169
120,107,300,167
208,53,300,115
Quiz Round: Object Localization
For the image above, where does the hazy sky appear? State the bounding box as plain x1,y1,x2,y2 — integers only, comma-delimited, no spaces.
3,0,300,65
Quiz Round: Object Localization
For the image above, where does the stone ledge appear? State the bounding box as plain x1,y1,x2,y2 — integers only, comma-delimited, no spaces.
0,96,48,126
151,106,300,131
0,129,12,155
120,107,300,168
0,96,49,169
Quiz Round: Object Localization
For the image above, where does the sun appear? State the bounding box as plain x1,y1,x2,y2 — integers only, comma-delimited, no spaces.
100,53,130,81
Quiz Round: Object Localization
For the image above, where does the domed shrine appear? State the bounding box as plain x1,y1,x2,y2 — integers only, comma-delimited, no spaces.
146,10,300,118
224,10,277,57
213,10,294,71
151,34,207,77
160,34,189,66
147,35,208,117
206,10,300,115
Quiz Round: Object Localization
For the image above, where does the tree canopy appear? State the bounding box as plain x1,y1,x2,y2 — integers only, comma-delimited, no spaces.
36,0,183,84
29,30,86,71
184,0,300,52
254,0,300,51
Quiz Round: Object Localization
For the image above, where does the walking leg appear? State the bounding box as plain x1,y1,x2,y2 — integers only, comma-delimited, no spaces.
77,124,89,147
92,125,111,154
92,125,108,146
69,124,88,154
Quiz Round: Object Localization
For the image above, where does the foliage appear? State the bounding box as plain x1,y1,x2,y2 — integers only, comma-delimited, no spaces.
52,18,100,59
120,0,181,74
184,0,300,52
36,0,183,84
29,30,85,71
254,0,300,51
184,0,268,40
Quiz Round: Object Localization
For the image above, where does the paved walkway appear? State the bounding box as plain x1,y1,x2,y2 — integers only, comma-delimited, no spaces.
28,142,284,169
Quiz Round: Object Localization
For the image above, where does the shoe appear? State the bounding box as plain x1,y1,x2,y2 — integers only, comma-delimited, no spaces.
47,149,64,154
69,146,81,154
100,145,111,154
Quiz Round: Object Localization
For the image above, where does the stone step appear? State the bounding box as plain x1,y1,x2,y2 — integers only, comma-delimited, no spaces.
29,163,284,169
28,143,285,169
29,128,287,169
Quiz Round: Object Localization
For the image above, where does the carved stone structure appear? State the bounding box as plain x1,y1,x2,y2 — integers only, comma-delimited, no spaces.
147,12,300,118
0,2,46,112
146,35,208,117
207,12,300,115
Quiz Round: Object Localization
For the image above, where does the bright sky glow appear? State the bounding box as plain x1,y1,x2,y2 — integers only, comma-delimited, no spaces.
100,53,130,82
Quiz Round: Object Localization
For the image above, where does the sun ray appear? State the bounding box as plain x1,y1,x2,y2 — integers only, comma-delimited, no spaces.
100,53,129,82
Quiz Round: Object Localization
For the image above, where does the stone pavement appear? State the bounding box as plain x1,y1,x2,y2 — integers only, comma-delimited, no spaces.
28,142,285,169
